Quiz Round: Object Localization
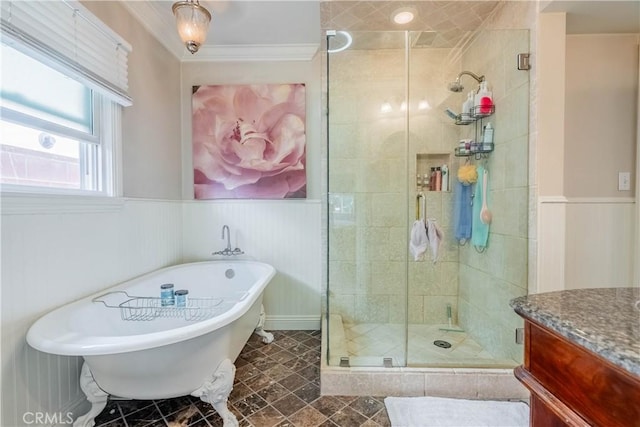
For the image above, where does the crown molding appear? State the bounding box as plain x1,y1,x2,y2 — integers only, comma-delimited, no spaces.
119,1,319,62
119,0,184,60
180,44,319,62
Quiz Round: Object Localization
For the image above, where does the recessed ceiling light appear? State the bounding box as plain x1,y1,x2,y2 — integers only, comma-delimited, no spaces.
392,7,416,25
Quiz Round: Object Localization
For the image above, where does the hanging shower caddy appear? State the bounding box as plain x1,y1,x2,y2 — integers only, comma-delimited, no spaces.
92,290,246,321
453,105,495,158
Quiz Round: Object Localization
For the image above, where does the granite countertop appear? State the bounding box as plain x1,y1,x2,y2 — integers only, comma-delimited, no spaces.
510,287,640,377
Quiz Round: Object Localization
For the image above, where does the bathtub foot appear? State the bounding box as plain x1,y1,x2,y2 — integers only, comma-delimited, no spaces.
192,359,238,427
74,362,109,427
253,304,274,344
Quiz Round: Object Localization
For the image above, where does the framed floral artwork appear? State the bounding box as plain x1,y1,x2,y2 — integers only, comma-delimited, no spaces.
192,83,307,199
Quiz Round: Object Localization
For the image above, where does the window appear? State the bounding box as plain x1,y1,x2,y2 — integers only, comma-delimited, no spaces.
0,0,132,196
1,44,109,193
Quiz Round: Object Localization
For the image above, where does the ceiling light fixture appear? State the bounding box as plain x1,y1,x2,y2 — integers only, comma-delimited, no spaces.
172,0,212,54
392,7,416,25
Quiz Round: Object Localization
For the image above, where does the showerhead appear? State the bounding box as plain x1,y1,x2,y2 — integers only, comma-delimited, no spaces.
447,70,485,93
448,80,465,92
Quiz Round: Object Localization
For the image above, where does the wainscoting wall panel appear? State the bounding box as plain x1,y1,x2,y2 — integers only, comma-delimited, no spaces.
1,198,183,427
537,197,567,293
537,197,636,293
565,198,636,289
181,200,323,330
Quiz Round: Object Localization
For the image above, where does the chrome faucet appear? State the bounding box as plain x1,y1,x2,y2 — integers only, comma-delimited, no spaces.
212,225,244,256
222,225,231,251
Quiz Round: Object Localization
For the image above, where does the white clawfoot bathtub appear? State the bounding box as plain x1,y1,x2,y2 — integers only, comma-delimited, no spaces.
26,260,276,427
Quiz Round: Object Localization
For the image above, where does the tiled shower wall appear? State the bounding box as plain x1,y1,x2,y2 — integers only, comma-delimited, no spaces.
407,47,463,325
328,42,463,326
456,29,530,363
328,47,409,324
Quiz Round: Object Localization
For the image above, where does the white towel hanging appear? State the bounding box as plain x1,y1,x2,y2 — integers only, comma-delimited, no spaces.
410,220,428,261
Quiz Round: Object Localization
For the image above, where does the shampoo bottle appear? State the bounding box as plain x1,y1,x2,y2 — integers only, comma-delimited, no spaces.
482,122,494,151
429,168,436,191
441,165,449,192
463,91,474,122
474,81,493,116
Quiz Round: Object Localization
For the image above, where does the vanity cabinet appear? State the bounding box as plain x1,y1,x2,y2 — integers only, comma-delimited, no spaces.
511,288,640,427
514,319,640,426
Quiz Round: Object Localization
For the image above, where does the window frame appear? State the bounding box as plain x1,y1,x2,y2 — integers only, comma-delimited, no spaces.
0,48,122,198
0,93,124,214
0,0,130,205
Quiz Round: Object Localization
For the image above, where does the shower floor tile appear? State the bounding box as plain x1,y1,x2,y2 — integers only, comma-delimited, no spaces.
91,330,390,427
340,322,518,368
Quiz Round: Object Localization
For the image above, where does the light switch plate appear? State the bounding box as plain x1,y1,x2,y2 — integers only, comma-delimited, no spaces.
618,172,631,191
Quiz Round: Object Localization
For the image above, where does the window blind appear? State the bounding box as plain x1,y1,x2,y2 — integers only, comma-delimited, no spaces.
0,0,132,106
1,43,93,133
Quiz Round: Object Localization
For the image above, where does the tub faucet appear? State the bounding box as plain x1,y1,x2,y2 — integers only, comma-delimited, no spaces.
212,225,244,256
222,225,231,251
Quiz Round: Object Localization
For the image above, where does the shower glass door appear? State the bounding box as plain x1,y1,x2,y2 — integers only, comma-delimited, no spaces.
326,31,410,367
327,28,530,369
404,28,530,368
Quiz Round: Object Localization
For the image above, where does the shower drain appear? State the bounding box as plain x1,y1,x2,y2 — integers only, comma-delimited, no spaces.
433,340,452,349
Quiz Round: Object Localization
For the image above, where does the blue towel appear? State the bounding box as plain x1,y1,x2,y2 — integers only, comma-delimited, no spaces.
471,166,490,248
454,181,473,243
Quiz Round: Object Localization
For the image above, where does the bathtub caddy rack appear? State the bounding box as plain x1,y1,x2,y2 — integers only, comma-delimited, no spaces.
92,290,248,321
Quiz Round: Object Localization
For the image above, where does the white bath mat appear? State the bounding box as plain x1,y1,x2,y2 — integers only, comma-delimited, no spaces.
384,396,529,427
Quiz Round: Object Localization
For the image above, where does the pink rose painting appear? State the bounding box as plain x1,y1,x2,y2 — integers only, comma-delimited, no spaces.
192,83,307,199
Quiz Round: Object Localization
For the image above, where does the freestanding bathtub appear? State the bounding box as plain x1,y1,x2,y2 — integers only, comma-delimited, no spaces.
26,260,276,427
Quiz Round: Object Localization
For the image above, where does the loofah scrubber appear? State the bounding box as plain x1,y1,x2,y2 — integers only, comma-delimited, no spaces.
457,164,478,185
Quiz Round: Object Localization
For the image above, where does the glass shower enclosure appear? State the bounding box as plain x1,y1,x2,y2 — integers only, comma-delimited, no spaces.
326,29,530,369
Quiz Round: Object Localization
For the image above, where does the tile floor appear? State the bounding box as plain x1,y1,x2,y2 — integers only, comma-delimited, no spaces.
92,330,390,427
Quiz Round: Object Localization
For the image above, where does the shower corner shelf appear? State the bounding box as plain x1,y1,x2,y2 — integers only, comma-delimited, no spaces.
454,105,495,125
455,144,494,158
455,114,475,126
452,104,495,159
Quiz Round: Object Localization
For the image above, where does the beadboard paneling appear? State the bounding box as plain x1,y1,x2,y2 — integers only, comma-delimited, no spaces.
537,197,636,292
182,200,322,330
1,199,183,427
565,199,636,289
537,197,567,294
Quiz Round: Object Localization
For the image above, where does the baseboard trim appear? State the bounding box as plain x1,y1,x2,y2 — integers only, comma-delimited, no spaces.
265,315,321,331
